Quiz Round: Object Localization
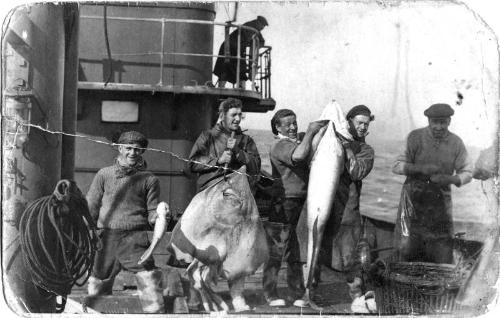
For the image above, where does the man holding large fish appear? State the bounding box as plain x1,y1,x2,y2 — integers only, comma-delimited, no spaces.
324,105,376,299
168,97,267,312
296,102,376,310
263,109,328,307
188,97,261,192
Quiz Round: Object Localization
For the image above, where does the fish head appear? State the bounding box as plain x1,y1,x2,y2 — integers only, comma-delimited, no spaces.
210,167,252,225
221,186,243,209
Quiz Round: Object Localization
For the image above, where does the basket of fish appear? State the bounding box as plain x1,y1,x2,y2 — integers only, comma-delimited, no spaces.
375,261,474,314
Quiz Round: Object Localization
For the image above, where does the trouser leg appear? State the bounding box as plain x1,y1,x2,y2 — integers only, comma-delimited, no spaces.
187,283,202,310
262,221,290,300
283,198,306,298
286,223,305,296
135,269,165,313
262,258,281,300
346,276,363,299
287,262,306,299
87,276,115,296
89,229,122,296
345,246,364,299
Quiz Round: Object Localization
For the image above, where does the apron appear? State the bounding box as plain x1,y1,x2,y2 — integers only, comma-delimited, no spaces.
394,179,453,262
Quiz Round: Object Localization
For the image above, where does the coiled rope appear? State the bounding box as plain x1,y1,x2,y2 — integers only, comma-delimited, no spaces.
18,180,100,312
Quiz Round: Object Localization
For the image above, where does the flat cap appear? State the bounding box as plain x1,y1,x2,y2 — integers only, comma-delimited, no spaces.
117,131,148,148
424,103,454,118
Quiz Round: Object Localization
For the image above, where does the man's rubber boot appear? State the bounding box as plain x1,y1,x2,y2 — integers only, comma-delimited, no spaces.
135,270,166,313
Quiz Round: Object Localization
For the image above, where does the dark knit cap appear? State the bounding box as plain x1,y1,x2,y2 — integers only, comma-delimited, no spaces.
346,105,375,121
257,16,268,26
424,103,454,118
117,131,148,148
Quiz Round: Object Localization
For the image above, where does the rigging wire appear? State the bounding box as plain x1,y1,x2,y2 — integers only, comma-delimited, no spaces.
3,117,277,182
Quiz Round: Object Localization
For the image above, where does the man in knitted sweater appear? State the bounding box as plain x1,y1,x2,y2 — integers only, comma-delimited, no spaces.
264,109,327,307
86,131,169,313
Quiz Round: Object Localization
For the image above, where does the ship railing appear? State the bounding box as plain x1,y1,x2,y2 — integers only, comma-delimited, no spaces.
80,15,272,98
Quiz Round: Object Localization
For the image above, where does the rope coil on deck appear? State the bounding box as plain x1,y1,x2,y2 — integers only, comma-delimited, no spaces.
18,180,100,312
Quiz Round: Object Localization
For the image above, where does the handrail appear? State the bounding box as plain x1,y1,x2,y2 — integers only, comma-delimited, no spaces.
79,15,271,99
81,15,259,30
80,15,262,63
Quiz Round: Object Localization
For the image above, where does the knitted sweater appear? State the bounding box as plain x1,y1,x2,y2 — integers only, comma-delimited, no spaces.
270,137,308,199
86,165,160,230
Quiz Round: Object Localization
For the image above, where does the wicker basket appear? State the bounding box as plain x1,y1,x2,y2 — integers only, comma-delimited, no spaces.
375,262,472,314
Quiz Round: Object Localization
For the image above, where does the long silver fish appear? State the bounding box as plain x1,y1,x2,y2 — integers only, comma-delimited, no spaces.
304,120,344,310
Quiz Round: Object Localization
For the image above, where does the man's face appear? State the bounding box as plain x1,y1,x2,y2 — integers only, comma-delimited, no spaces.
428,117,450,139
349,115,371,139
222,107,243,132
118,143,143,166
276,115,298,139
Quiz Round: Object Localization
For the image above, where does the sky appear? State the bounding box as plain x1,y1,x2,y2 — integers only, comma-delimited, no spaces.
212,0,500,148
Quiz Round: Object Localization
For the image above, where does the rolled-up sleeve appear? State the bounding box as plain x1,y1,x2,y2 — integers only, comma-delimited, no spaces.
270,139,298,167
393,132,417,175
347,143,375,181
454,140,473,187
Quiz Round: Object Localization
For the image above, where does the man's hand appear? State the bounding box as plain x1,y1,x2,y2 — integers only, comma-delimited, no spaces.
419,164,440,175
473,168,493,181
157,201,171,220
430,174,459,186
227,137,237,150
341,140,362,154
307,120,329,134
217,150,232,165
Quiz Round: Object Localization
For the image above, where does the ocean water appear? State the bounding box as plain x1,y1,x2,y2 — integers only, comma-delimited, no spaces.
248,129,494,228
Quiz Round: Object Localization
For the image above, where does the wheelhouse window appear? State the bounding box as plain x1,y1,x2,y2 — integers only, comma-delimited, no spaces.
101,100,139,123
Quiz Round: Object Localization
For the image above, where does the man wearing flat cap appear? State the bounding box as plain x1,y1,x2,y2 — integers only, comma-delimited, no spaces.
86,131,171,313
213,16,268,88
392,103,472,264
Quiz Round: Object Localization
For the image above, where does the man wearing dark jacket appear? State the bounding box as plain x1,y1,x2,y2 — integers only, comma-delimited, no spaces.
296,105,376,308
213,16,268,88
189,98,261,191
